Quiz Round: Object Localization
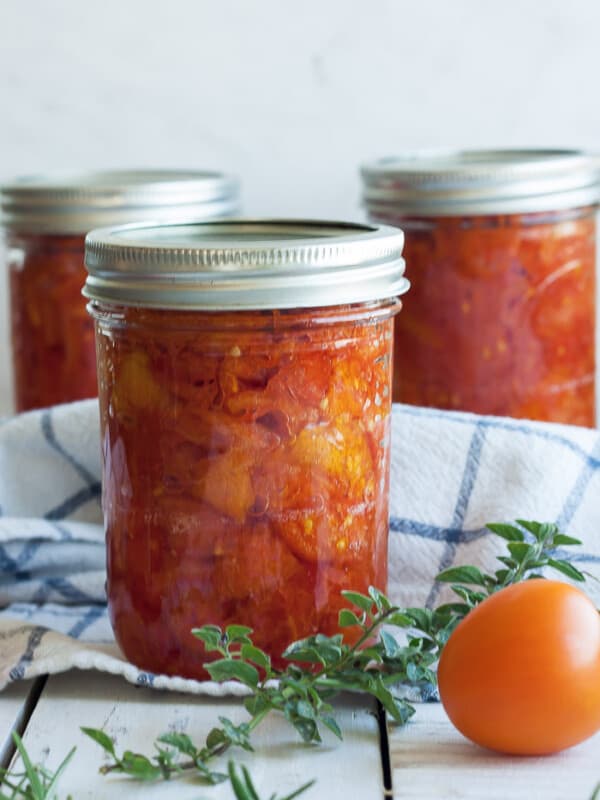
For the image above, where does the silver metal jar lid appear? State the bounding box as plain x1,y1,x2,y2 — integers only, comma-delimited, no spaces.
361,149,600,216
1,170,239,234
84,219,408,310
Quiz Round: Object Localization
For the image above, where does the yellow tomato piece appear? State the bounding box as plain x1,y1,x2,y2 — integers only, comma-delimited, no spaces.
197,449,254,522
290,419,373,499
115,352,166,413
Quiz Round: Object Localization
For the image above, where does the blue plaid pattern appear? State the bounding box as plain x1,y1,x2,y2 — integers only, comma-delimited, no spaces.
388,405,600,613
0,399,598,691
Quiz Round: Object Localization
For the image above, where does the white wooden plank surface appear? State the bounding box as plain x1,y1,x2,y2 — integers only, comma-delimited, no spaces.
10,671,384,799
390,702,600,800
0,679,39,768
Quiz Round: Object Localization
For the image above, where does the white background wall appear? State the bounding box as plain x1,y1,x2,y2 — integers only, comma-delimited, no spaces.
1,0,600,414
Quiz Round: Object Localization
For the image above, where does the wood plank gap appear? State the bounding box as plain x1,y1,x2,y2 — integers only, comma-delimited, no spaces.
376,701,394,799
0,676,47,770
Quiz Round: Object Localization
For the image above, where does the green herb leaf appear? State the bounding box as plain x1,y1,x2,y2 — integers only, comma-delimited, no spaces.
496,556,518,569
552,534,583,546
368,586,391,612
240,644,271,670
435,565,488,586
281,642,326,665
289,716,320,744
403,607,433,632
218,718,254,751
206,659,260,687
120,751,162,781
434,602,471,617
295,700,316,721
340,591,373,612
507,541,532,561
227,625,254,642
486,522,526,541
81,727,116,758
192,624,224,651
547,558,586,582
206,726,230,751
514,519,544,541
380,630,400,658
320,715,343,740
157,731,196,756
338,608,362,627
450,585,487,605
385,611,413,627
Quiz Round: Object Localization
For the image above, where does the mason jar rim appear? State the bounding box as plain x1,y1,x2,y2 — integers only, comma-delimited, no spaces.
361,148,600,216
1,169,240,234
83,218,408,311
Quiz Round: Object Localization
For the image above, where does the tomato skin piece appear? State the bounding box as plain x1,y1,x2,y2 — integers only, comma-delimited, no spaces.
438,580,600,755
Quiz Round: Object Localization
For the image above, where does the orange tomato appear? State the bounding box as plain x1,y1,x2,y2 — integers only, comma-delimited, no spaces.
438,579,600,755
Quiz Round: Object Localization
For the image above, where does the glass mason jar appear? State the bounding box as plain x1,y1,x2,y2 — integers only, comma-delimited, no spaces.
362,150,600,425
84,220,407,679
1,171,239,412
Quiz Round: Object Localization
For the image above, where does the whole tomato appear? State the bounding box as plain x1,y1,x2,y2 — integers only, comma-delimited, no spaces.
437,579,600,755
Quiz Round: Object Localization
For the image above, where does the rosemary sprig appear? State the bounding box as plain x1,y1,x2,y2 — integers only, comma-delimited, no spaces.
82,519,586,784
0,732,74,800
227,761,315,800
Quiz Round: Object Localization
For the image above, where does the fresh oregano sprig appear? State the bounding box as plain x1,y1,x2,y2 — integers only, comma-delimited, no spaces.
82,603,426,781
435,519,585,611
82,519,587,785
80,724,230,784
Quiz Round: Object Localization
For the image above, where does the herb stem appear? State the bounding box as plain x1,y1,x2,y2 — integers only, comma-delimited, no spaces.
312,606,399,681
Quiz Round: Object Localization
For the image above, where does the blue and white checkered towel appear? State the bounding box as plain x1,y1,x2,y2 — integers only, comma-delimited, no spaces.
1,400,599,694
